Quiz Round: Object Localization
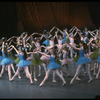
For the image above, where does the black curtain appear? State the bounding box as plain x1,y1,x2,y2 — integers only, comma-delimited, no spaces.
17,2,94,33
0,2,100,38
88,2,100,28
0,2,18,38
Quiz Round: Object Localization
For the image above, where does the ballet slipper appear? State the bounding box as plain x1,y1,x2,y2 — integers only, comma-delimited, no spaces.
62,81,66,86
18,75,21,79
30,81,33,85
52,80,57,82
88,78,93,82
34,78,38,81
70,78,74,84
9,78,14,82
76,77,81,81
38,73,41,77
39,82,44,87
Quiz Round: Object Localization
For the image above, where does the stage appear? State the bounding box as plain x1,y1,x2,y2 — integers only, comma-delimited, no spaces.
0,64,100,99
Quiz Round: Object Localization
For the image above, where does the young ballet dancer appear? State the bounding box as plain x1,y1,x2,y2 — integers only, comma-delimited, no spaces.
60,46,72,77
9,45,38,85
38,48,66,87
0,42,14,81
66,41,93,84
87,35,100,79
31,47,44,81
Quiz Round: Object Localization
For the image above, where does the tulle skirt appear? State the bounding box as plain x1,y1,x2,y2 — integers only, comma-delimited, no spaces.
40,55,50,61
18,60,31,67
0,56,3,62
62,38,66,44
31,54,43,66
97,56,100,63
60,58,72,65
47,62,61,70
76,57,91,65
89,48,99,60
57,45,63,51
1,57,14,65
42,40,49,46
74,55,80,62
9,52,15,61
27,56,33,61
14,57,20,64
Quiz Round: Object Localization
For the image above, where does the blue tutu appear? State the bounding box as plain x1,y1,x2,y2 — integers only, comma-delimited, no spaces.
76,57,91,65
76,49,91,65
62,36,66,44
1,50,14,65
47,55,61,70
18,60,31,67
97,56,100,63
1,57,14,65
0,56,3,62
17,53,31,67
42,40,49,46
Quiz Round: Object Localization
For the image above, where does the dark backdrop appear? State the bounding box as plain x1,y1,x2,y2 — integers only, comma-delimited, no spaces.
0,2,100,37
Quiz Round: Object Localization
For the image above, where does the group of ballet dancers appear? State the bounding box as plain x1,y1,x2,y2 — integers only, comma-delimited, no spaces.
0,26,100,86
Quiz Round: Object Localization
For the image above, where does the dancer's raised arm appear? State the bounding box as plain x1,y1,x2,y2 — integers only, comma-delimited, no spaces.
87,37,94,46
49,26,56,33
7,36,18,42
11,45,19,54
38,51,50,58
66,42,81,51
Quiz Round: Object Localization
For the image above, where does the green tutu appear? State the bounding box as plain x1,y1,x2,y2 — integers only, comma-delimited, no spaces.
66,37,70,43
9,52,15,61
90,48,99,60
14,57,20,64
31,54,43,66
73,55,80,62
55,56,61,65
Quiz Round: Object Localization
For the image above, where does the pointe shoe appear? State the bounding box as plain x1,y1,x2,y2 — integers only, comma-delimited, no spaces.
34,78,38,81
18,76,21,79
70,79,74,84
52,80,57,82
9,78,14,82
39,82,44,87
38,73,41,77
76,77,81,81
30,82,33,85
62,82,66,86
88,78,93,83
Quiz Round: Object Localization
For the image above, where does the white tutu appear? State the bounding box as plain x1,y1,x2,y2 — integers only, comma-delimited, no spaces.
40,55,50,61
60,58,72,65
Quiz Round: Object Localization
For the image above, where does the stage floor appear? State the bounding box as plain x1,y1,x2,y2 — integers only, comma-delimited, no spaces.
0,64,100,99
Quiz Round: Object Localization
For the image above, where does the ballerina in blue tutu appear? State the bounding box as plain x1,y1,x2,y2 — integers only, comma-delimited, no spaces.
66,41,93,84
42,31,50,47
38,48,66,87
10,45,38,85
0,47,3,66
0,42,14,81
